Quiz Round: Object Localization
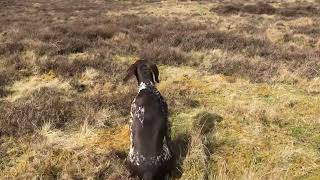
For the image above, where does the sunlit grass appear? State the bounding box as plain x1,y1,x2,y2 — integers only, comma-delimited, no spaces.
1,0,320,179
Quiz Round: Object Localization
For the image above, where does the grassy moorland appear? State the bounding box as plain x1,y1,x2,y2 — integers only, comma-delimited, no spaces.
0,0,320,179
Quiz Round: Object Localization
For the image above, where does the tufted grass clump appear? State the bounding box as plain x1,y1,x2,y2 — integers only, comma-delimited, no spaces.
192,111,223,135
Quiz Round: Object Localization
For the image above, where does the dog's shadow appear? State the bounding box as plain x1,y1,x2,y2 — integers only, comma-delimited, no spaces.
170,112,224,179
170,133,192,179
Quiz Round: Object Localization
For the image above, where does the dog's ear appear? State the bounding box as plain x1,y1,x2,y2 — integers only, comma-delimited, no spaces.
123,63,137,82
151,64,160,83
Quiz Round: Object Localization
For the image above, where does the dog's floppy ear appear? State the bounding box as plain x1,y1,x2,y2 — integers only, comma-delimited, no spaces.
151,64,160,83
123,63,137,82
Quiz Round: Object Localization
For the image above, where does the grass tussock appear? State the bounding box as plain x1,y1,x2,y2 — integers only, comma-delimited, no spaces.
0,88,73,136
1,145,129,179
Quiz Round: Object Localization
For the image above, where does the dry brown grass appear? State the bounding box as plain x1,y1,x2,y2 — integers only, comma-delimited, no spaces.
1,1,319,82
0,87,73,136
1,0,320,179
212,2,320,17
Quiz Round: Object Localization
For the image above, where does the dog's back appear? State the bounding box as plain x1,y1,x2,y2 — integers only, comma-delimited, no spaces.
124,60,172,180
128,82,172,179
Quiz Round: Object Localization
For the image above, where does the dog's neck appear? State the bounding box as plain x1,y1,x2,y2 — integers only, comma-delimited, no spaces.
138,80,154,92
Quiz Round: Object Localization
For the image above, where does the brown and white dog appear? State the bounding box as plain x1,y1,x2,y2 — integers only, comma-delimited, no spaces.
124,60,172,180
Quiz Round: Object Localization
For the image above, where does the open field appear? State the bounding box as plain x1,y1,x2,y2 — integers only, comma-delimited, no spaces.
0,0,320,179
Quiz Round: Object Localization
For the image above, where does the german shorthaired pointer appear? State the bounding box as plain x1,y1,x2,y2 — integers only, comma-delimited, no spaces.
124,60,172,180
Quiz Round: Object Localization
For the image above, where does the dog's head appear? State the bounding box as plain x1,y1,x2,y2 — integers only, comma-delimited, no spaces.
123,60,159,84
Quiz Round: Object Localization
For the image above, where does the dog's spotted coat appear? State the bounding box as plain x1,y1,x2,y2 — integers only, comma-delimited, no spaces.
128,81,172,167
